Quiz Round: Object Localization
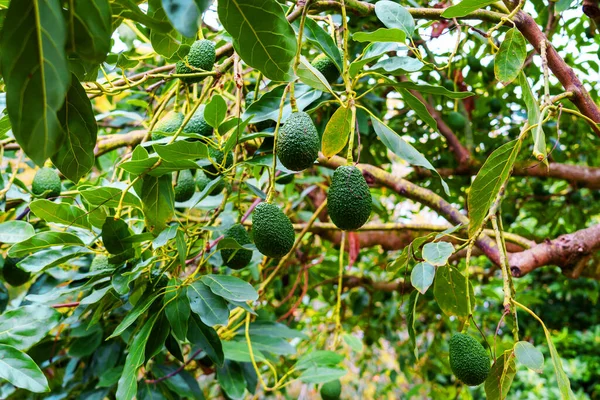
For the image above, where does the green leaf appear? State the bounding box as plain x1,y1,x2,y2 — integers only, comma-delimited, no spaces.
141,174,175,234
392,81,474,99
204,95,228,129
187,314,224,366
537,320,576,398
411,262,435,294
422,242,454,266
187,281,229,327
0,306,61,350
321,105,352,158
294,18,342,71
349,42,396,78
29,199,90,229
397,88,438,131
484,349,516,400
217,0,296,82
370,56,424,74
297,56,333,93
468,139,521,237
8,232,85,258
165,282,190,341
0,0,70,166
374,1,414,37
111,0,173,32
352,28,406,43
67,0,112,63
520,72,548,162
222,340,266,363
80,186,142,209
119,156,161,175
161,0,209,38
494,28,527,85
153,140,208,161
18,246,92,273
0,221,35,244
406,291,419,359
342,333,364,353
295,351,344,370
441,0,497,18
148,0,194,59
371,116,449,195
299,367,346,384
102,217,133,255
52,74,98,182
242,321,308,339
514,341,544,373
243,83,319,123
116,313,159,400
202,275,259,302
217,360,246,400
147,159,200,176
433,266,474,317
108,292,162,339
0,344,49,393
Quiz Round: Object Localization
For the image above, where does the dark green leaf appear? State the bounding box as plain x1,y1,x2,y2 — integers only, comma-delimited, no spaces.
484,350,516,400
30,199,91,229
297,56,333,93
0,344,49,393
217,360,246,400
217,0,296,81
187,281,229,326
433,266,475,317
68,0,112,63
0,0,70,165
108,292,162,339
495,28,527,85
8,232,84,258
204,95,227,129
187,314,224,366
0,306,61,350
52,74,98,182
153,140,208,161
165,282,190,341
295,18,342,71
102,217,132,255
141,174,175,234
202,275,258,302
80,186,142,209
243,83,319,123
18,246,92,273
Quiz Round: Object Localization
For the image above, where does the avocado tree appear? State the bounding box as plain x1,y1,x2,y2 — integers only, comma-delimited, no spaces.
0,0,599,398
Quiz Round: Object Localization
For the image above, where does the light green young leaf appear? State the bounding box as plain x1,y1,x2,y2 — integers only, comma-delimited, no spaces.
422,242,454,266
297,56,334,93
0,221,35,244
374,1,414,37
217,0,296,81
514,341,544,373
204,95,228,129
68,0,112,63
342,333,364,353
468,139,521,237
153,140,208,161
442,0,497,18
299,367,347,384
411,262,436,294
494,28,527,85
322,105,353,158
352,28,406,43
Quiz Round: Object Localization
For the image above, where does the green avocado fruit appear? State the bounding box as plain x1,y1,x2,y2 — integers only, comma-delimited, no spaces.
276,173,295,185
449,333,491,386
176,39,216,83
152,111,185,141
311,54,340,83
320,379,342,400
196,171,224,196
221,224,253,270
205,148,234,179
32,167,62,198
443,79,455,91
446,111,467,131
327,166,372,231
174,170,196,202
277,112,320,172
252,202,295,258
2,257,30,286
467,55,481,72
183,105,213,137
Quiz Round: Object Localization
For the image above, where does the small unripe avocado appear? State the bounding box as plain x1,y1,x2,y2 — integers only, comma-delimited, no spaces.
467,55,481,72
221,224,253,269
320,379,342,400
276,173,294,185
2,257,30,286
446,111,467,131
32,167,62,198
252,203,295,258
449,333,491,386
152,111,184,141
327,166,372,231
311,54,340,83
174,170,196,202
443,79,455,91
90,254,116,272
489,98,502,113
176,39,216,83
205,148,234,179
183,105,213,137
196,171,225,195
277,112,320,171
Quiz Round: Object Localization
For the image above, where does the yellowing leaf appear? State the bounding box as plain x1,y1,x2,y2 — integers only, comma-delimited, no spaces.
321,105,353,158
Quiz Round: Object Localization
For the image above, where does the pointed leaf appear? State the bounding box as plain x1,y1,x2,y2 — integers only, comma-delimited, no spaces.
0,221,35,244
514,341,544,373
374,1,414,37
297,56,333,93
165,283,190,341
187,281,229,327
0,306,61,351
433,266,475,317
8,232,84,258
442,0,497,18
187,314,224,366
353,28,406,43
484,349,516,400
202,275,258,303
204,95,227,129
141,174,175,234
294,18,342,71
0,345,49,393
411,262,436,294
494,28,527,85
322,105,352,158
30,199,91,229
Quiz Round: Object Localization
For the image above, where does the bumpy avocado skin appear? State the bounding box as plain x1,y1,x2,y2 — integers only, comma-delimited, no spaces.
320,379,342,400
446,111,467,131
277,112,320,171
449,333,491,386
311,54,340,83
183,105,213,137
176,39,216,83
252,203,295,258
205,148,234,179
221,224,253,270
2,257,30,286
32,167,62,198
327,166,372,231
152,111,185,141
174,170,196,202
